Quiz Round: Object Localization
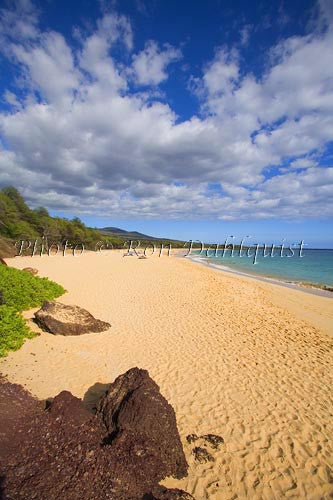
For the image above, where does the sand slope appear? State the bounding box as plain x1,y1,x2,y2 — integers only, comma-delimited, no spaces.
1,252,332,499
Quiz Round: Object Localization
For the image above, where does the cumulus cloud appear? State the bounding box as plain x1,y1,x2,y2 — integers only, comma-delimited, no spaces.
0,0,39,42
289,158,317,169
0,0,332,220
131,41,182,85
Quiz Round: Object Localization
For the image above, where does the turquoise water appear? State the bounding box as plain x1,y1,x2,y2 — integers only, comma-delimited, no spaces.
193,248,333,286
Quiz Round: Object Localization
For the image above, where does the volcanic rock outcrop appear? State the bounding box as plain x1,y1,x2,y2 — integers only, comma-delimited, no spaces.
34,300,111,335
0,368,194,500
97,367,188,481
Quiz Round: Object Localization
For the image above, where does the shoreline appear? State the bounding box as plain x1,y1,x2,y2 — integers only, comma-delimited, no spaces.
188,255,333,298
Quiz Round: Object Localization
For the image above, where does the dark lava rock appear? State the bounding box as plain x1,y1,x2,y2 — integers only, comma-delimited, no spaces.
186,433,224,449
144,485,195,499
47,390,92,424
192,447,214,463
34,301,111,335
0,375,41,460
0,378,108,500
201,434,224,449
22,267,38,275
186,433,199,444
97,367,188,481
0,368,192,500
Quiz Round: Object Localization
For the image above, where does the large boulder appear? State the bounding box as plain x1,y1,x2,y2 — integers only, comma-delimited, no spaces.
34,301,111,335
0,369,193,500
97,367,188,481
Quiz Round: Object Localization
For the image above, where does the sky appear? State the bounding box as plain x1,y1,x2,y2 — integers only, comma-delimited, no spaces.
0,0,332,247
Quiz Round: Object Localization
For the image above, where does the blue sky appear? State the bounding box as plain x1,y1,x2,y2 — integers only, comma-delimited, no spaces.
0,0,332,247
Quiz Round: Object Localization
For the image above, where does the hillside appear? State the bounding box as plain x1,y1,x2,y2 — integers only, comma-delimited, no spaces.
0,187,185,254
99,226,155,239
99,227,180,242
0,187,124,249
0,236,16,258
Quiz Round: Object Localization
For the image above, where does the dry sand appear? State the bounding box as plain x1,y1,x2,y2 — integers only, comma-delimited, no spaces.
1,251,333,499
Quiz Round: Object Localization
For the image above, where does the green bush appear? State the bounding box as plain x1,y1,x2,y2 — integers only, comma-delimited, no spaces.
0,266,66,357
0,266,65,311
0,305,35,357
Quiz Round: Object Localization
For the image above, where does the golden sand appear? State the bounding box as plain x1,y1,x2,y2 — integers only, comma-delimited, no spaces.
1,251,332,499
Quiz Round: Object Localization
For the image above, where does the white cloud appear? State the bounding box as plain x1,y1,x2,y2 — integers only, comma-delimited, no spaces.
0,1,332,221
131,41,182,85
289,158,317,169
11,31,80,106
0,0,39,43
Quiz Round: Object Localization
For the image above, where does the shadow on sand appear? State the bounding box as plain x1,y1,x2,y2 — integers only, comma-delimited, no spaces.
83,382,111,413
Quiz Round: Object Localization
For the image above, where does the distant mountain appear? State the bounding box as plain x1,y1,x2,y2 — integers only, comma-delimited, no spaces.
99,227,161,241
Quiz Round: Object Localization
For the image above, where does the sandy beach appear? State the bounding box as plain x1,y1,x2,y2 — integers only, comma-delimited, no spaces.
1,251,333,499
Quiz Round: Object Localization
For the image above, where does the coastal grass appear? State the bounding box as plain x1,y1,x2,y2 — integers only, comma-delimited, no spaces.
0,265,66,357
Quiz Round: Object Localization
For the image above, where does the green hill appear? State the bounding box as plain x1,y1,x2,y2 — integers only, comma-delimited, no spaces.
0,187,124,249
0,187,186,253
99,226,184,246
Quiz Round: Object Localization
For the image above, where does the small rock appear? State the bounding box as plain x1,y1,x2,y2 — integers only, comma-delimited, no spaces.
201,434,224,449
192,447,214,463
186,434,199,444
22,267,38,275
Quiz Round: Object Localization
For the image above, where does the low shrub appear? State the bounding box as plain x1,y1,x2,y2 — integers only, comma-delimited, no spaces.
0,265,66,356
0,265,65,311
0,305,35,357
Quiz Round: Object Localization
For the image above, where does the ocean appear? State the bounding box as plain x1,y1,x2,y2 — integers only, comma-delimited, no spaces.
192,248,333,287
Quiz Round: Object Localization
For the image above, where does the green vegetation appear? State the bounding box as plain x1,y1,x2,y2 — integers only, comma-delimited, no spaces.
0,265,65,311
0,306,35,358
0,186,186,251
0,186,124,248
0,266,66,357
0,236,16,258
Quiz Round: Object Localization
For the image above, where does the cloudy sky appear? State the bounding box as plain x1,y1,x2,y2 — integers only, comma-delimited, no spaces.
0,0,332,246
